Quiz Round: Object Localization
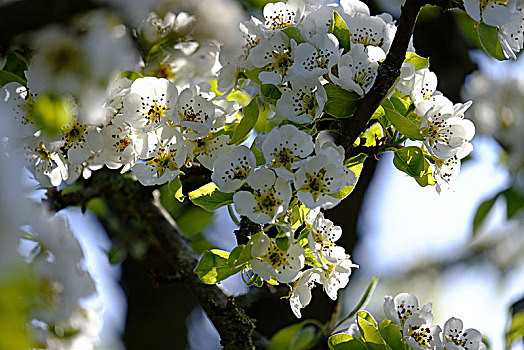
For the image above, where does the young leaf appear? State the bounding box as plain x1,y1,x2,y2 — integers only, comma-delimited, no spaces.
330,154,367,200
0,70,26,88
404,52,429,71
328,11,351,53
168,177,185,202
120,70,143,82
414,159,436,187
357,311,386,348
502,187,524,220
379,319,406,350
228,244,252,267
328,334,367,350
283,27,306,44
244,67,265,85
194,249,243,284
324,83,361,118
393,146,426,178
383,105,424,141
477,22,506,60
2,51,28,84
260,84,282,105
472,192,500,236
31,94,73,135
188,182,234,211
230,98,259,145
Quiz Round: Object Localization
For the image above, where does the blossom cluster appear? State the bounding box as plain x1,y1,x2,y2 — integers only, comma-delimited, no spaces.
463,0,524,59
1,0,483,325
394,64,475,192
381,292,486,350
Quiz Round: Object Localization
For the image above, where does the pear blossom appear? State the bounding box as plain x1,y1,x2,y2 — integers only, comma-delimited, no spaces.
438,317,486,350
294,153,351,209
249,31,294,85
192,134,233,170
233,168,292,224
2,82,37,138
98,116,137,171
289,33,339,78
23,137,68,187
276,77,327,123
346,13,395,53
463,0,519,27
262,0,305,30
322,256,358,300
59,120,100,164
175,86,216,138
421,103,475,159
384,292,434,330
211,145,256,192
307,211,345,263
138,11,194,43
498,4,524,59
260,124,314,180
132,128,187,186
403,310,442,350
250,232,305,283
289,268,322,318
329,43,382,96
123,77,178,131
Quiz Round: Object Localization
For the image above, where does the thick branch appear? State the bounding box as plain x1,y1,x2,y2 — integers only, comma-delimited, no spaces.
47,170,255,350
337,0,426,155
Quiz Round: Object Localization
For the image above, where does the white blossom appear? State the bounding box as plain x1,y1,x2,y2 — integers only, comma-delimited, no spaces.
233,168,292,224
211,145,256,193
289,268,322,318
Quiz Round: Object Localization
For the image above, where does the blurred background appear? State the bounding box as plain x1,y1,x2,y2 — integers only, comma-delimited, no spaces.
1,0,524,348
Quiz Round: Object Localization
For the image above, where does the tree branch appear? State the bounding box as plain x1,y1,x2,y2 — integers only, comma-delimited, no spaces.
47,170,256,350
337,0,426,155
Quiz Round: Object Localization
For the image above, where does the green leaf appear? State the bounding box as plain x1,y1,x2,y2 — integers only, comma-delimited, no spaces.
2,51,27,83
507,311,524,348
228,244,252,267
260,84,282,105
389,97,410,116
477,22,506,60
268,324,302,350
330,154,367,200
31,94,73,135
120,70,143,81
189,183,234,211
107,244,127,264
393,146,425,178
0,70,26,88
328,334,368,350
168,177,185,202
383,103,424,141
268,323,320,350
371,105,385,120
230,98,259,144
328,11,351,53
283,27,306,44
357,311,386,349
414,159,436,187
244,67,265,85
404,52,429,71
379,319,406,350
324,83,361,118
502,187,524,220
345,276,378,320
175,207,214,238
194,249,243,284
472,192,500,236
360,123,384,147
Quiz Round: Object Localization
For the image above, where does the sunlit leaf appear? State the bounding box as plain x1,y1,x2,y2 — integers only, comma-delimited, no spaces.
230,98,259,144
393,146,425,177
324,83,360,118
328,11,351,53
189,183,234,212
194,249,243,284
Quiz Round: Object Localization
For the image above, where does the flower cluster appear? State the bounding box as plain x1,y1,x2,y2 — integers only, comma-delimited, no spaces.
394,63,475,192
383,293,486,350
463,0,524,59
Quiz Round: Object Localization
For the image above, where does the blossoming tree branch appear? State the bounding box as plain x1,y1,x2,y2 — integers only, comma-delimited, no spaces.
1,0,522,348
